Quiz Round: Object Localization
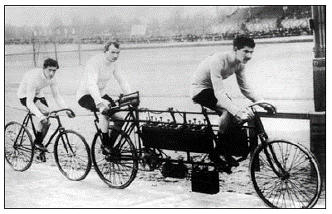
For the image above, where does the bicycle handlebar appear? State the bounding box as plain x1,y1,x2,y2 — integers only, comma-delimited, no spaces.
248,101,277,114
47,108,76,119
108,91,140,110
100,92,140,117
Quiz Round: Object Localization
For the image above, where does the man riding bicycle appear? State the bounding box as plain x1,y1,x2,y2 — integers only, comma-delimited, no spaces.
77,41,138,154
190,36,274,171
17,58,74,151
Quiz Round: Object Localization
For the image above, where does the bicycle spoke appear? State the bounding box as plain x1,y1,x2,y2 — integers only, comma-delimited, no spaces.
287,179,312,207
287,145,301,170
289,180,311,203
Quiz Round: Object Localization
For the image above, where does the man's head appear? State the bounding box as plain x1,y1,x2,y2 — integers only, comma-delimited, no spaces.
104,41,120,62
233,36,255,64
43,58,59,79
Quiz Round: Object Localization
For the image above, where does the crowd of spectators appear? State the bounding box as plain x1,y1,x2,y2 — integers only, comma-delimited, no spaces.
5,6,313,45
118,6,312,43
139,17,311,44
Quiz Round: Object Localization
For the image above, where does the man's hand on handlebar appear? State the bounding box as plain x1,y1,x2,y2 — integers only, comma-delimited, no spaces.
97,100,110,113
66,110,75,118
118,92,140,108
258,103,276,115
39,115,49,125
234,108,254,124
130,98,140,108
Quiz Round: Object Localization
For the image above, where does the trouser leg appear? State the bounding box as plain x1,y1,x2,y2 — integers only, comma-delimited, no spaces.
34,100,50,144
217,109,232,134
108,112,124,146
100,112,124,147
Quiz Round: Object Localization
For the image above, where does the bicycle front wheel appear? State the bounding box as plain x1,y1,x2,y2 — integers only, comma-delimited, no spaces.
54,130,92,181
250,139,322,208
5,122,34,171
91,128,138,189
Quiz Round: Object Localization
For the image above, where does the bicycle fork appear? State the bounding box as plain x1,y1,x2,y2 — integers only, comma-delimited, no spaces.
257,133,289,181
58,129,75,156
254,115,288,179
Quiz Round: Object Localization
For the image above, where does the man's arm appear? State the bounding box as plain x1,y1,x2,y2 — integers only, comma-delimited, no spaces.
26,83,44,118
49,79,67,109
113,64,131,94
85,63,104,106
210,57,240,116
236,68,264,102
236,68,276,113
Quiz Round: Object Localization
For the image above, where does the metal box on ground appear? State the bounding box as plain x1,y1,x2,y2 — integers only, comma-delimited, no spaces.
191,167,219,194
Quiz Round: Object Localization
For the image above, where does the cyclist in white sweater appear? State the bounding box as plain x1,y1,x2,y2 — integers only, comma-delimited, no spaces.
77,41,138,153
17,58,74,151
191,36,274,170
191,36,273,133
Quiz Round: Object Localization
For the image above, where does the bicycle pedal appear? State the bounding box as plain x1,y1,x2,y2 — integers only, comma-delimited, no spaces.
34,144,48,152
213,163,232,174
101,144,114,155
224,156,240,167
208,153,232,174
36,152,47,162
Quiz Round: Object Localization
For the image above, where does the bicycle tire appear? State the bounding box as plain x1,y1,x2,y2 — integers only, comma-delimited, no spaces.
5,122,34,171
54,130,92,181
250,139,323,208
91,128,138,189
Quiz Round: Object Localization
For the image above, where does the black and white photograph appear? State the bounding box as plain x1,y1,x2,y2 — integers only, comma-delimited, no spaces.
4,5,326,208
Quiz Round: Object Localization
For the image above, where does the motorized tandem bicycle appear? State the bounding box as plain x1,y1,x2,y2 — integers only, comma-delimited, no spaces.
90,92,322,208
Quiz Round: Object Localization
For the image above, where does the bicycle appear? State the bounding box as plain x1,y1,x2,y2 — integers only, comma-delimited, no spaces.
5,108,92,181
90,92,322,208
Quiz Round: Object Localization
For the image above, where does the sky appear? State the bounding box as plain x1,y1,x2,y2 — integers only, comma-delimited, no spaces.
5,6,223,27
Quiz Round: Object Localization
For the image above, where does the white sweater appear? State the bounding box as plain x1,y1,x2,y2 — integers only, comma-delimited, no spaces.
17,68,67,118
76,54,131,106
190,52,263,115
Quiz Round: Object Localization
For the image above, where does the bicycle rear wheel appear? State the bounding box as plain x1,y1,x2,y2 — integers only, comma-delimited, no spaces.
54,130,92,181
91,128,138,189
250,140,322,208
5,122,34,171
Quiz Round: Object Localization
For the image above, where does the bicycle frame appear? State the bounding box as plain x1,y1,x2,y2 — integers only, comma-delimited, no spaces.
96,99,288,175
90,98,322,208
118,108,144,155
93,111,110,142
21,112,68,149
107,107,223,165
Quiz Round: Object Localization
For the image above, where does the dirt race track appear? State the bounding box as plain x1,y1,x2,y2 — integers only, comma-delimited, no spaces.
5,160,267,208
4,157,327,208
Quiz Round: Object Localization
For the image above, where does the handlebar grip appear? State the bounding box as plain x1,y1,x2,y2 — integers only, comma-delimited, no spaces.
47,108,75,118
249,102,277,114
119,93,139,104
68,109,76,118
116,92,140,109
